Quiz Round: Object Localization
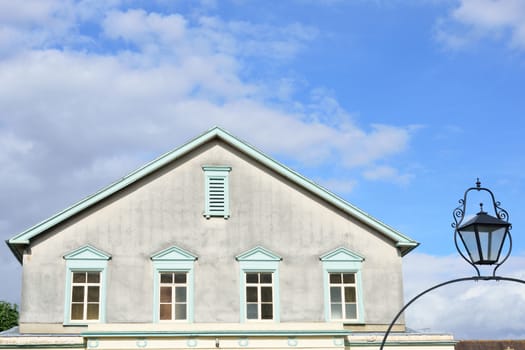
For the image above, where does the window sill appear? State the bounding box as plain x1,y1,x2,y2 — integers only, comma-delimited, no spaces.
342,321,365,325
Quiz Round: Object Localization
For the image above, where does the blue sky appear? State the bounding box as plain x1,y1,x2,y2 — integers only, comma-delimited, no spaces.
1,0,525,340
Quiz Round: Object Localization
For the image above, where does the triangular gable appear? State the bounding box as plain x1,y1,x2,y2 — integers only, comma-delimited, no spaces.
8,126,418,263
63,244,111,261
235,246,282,262
319,247,364,262
150,245,198,261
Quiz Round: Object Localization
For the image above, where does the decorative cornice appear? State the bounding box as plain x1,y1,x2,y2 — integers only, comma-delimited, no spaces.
235,246,282,262
82,329,351,338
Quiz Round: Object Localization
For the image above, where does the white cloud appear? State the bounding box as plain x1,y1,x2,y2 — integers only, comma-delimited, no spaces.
362,165,414,185
317,178,358,194
0,0,123,56
0,4,419,302
436,0,525,50
404,252,525,339
0,4,415,186
0,0,61,25
103,9,187,47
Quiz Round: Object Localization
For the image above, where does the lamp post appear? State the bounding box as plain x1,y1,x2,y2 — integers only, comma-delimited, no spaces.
379,179,523,350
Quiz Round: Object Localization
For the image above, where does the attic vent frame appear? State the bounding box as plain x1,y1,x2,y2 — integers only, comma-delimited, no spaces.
202,165,232,219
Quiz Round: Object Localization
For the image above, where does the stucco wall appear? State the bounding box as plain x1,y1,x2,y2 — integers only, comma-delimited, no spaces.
20,140,405,327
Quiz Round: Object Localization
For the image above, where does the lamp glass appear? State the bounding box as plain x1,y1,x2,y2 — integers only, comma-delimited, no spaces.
459,229,480,263
458,217,509,265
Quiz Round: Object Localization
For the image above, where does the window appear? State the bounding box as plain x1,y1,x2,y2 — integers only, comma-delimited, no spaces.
236,246,281,322
63,245,111,324
151,245,197,323
245,272,274,320
320,247,365,323
202,166,231,218
70,271,101,321
159,272,188,321
328,272,358,320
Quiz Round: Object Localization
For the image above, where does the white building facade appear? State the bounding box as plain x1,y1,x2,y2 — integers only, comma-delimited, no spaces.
3,127,454,350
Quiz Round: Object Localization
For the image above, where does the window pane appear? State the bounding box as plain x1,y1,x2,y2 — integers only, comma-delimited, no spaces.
345,287,356,302
72,286,84,302
160,304,172,320
87,286,100,302
247,304,258,319
71,303,84,320
86,303,99,320
175,287,186,302
330,287,341,302
175,304,187,320
343,273,355,284
174,273,186,284
487,228,506,261
331,303,342,319
73,272,86,283
160,287,172,303
246,287,258,302
87,272,100,283
260,273,272,284
261,304,273,320
160,273,173,284
461,231,480,262
261,287,272,302
345,303,357,319
246,273,258,283
330,273,342,284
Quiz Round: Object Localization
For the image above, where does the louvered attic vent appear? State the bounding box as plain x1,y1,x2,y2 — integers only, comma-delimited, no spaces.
203,166,231,219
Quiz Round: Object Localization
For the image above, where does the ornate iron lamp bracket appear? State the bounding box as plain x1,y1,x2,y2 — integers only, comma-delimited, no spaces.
452,178,512,277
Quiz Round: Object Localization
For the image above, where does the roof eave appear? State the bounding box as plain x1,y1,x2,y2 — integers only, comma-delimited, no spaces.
397,242,420,257
5,240,24,264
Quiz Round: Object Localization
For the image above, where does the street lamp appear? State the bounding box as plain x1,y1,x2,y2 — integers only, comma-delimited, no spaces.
453,178,512,276
379,179,523,350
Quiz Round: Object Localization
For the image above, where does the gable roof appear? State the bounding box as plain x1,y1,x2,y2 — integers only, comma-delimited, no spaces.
6,127,418,262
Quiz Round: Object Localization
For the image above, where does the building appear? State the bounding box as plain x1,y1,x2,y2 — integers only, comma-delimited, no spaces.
2,127,455,349
456,341,525,350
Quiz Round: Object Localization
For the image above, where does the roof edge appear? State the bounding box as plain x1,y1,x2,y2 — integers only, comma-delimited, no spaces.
7,127,221,246
213,128,418,251
7,126,418,257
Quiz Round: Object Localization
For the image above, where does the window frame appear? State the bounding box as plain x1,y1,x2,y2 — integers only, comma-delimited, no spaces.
70,271,102,322
202,165,232,219
245,271,275,321
320,247,365,324
236,246,281,323
151,245,198,323
158,271,189,321
327,272,359,321
63,245,111,325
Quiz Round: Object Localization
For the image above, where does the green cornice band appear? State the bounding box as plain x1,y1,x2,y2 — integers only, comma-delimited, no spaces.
348,340,457,347
0,344,84,349
82,329,351,337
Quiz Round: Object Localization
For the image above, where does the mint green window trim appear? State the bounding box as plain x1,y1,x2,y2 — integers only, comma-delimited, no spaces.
151,246,198,323
202,166,231,219
320,247,365,324
63,245,111,325
236,246,282,323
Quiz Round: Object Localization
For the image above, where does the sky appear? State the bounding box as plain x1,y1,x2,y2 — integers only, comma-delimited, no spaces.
1,0,525,340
